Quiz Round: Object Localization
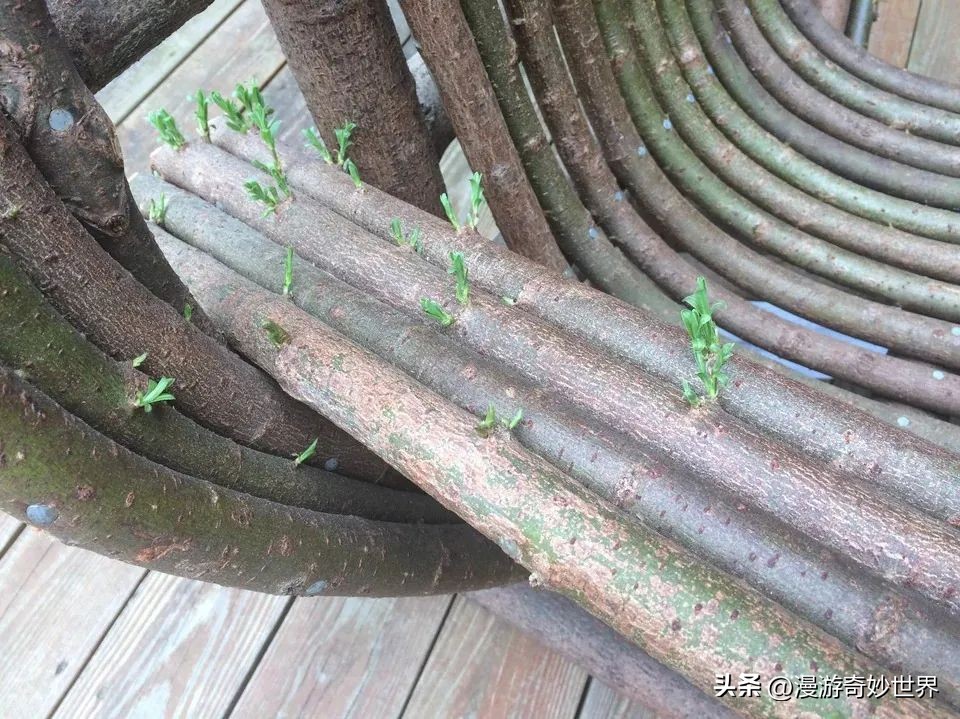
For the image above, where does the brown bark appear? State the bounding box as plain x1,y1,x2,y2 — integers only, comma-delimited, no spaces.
138,175,960,698
157,241,950,719
152,142,960,619
398,0,569,271
0,369,521,595
172,137,960,511
0,113,388,481
46,0,213,92
260,0,445,213
0,0,211,329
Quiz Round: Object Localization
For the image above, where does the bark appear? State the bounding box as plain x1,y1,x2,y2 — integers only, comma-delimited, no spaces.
208,132,960,489
397,0,570,271
657,0,960,244
686,0,960,208
136,177,960,698
152,143,960,619
748,0,960,144
155,243,951,719
459,0,695,315
0,114,389,481
260,0,445,213
844,0,875,47
637,0,960,277
782,0,960,114
602,0,960,331
714,0,960,176
469,585,740,718
0,0,211,329
549,0,960,415
0,369,523,595
46,0,213,92
0,252,453,524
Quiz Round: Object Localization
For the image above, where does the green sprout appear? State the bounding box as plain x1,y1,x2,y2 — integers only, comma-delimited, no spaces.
135,376,175,413
420,298,454,327
440,193,460,232
131,352,148,368
304,127,333,164
294,438,319,466
476,404,498,436
147,193,168,224
193,89,211,141
504,408,523,430
245,179,282,217
389,219,423,251
283,246,294,297
344,158,362,189
501,295,516,306
467,172,485,230
147,109,185,149
448,252,469,305
183,304,193,322
680,277,735,406
234,82,270,124
262,319,290,347
210,90,246,132
334,121,357,166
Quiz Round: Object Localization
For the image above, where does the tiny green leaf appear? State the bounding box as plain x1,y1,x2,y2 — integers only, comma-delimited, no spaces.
294,437,319,466
390,218,404,245
147,109,185,149
476,404,497,436
147,193,168,224
334,121,357,166
504,408,524,430
183,304,193,322
448,252,469,305
468,171,485,230
439,193,460,232
131,352,148,368
210,91,247,132
679,277,733,404
420,298,454,327
135,376,176,413
304,127,333,163
344,158,362,189
283,246,294,297
192,89,211,141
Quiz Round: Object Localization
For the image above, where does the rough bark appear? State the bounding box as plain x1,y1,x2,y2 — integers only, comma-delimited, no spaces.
152,143,960,619
686,0,960,207
658,0,960,244
260,0,445,213
208,132,960,487
0,251,453,524
748,0,960,144
0,0,211,329
156,241,950,719
0,113,389,481
715,0,960,176
0,369,523,595
783,0,960,113
46,0,213,92
139,176,960,699
398,0,570,270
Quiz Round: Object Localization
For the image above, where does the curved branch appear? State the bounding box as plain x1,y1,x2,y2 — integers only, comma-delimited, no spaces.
0,369,522,595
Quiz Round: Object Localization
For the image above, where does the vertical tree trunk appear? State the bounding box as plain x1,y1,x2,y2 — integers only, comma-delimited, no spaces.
260,0,446,213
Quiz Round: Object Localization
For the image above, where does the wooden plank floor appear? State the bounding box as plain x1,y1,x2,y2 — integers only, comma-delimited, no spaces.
0,2,951,717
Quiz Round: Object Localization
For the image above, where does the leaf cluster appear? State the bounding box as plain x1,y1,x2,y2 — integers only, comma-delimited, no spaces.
147,109,185,150
476,404,523,436
389,219,423,253
135,376,176,413
448,252,469,305
420,298,454,327
680,277,735,406
147,193,168,224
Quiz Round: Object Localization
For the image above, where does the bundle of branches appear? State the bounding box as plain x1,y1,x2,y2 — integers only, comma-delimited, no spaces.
3,0,960,714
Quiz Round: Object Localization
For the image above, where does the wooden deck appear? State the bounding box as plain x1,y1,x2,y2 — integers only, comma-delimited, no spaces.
0,1,955,716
